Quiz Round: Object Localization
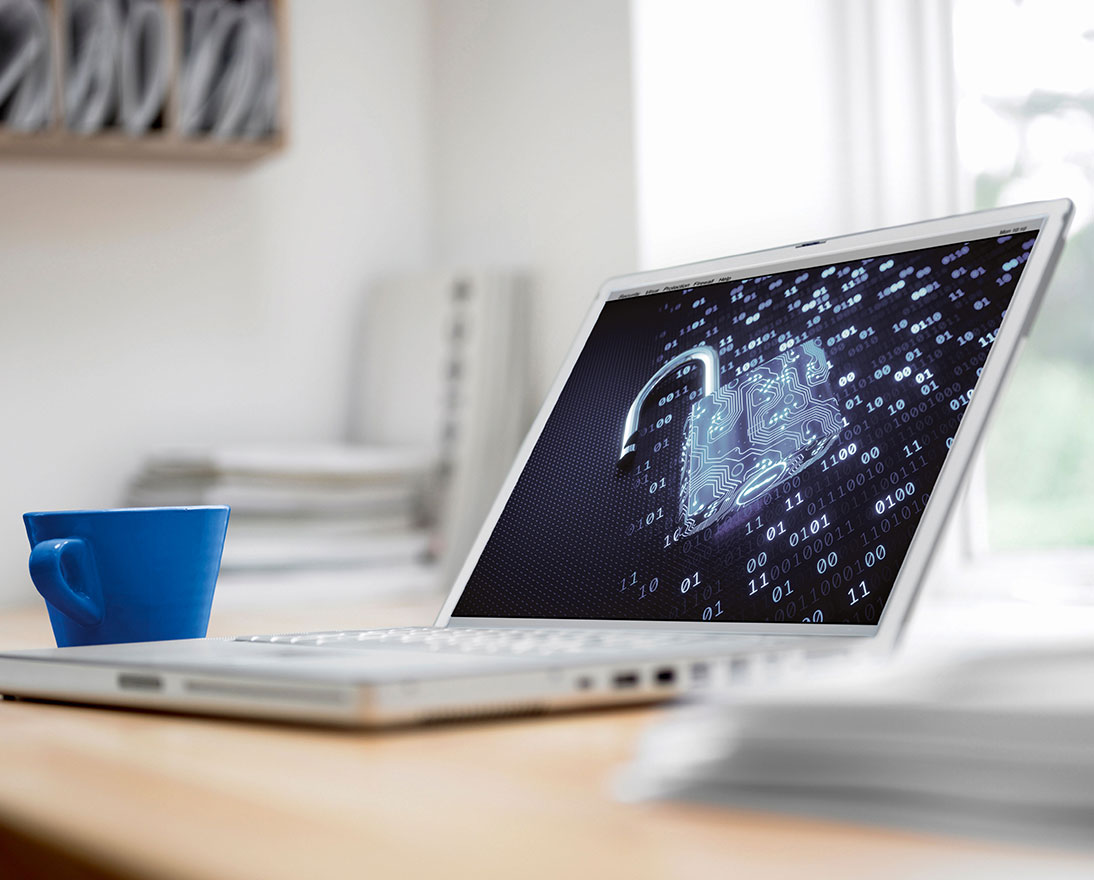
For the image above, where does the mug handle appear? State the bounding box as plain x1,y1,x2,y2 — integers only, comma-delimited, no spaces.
28,538,105,627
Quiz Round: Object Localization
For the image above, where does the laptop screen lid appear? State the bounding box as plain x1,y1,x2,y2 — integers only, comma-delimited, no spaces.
437,200,1073,640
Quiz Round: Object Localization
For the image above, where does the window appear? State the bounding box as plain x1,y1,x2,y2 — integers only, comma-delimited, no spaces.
953,0,1094,552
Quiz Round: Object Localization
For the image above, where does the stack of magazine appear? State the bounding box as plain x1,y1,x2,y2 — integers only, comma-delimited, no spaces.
126,444,434,573
618,643,1094,847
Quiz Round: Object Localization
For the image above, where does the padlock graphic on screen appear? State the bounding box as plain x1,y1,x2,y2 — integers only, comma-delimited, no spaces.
619,340,844,536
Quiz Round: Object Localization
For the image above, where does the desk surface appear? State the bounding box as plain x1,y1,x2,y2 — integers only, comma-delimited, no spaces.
0,596,1091,880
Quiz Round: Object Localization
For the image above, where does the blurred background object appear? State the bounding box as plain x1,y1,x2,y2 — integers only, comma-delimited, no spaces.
64,0,121,133
431,272,534,588
347,270,535,588
116,0,171,135
0,0,53,131
125,443,435,571
179,0,279,139
1,0,1092,613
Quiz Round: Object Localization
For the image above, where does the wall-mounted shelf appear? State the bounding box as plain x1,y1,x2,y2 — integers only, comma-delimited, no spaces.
0,0,287,164
0,125,284,162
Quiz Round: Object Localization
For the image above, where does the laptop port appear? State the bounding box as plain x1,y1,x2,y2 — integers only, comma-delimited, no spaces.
654,667,676,685
690,662,709,683
575,676,593,691
117,673,163,692
612,672,640,689
729,657,750,679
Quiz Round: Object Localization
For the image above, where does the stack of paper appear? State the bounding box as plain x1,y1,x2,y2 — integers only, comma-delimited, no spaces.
126,443,435,572
619,644,1094,847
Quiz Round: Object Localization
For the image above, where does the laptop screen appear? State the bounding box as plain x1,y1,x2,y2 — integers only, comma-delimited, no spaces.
452,225,1043,625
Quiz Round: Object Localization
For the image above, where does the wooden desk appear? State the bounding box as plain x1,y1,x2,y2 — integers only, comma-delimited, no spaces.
0,599,1090,880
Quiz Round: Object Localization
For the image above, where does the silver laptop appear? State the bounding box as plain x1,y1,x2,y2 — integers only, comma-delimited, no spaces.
0,200,1072,726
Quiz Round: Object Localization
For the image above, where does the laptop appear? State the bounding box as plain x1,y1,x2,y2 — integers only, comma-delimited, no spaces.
0,199,1072,726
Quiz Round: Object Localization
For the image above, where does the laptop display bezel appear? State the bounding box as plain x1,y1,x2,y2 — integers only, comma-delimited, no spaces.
435,200,1073,639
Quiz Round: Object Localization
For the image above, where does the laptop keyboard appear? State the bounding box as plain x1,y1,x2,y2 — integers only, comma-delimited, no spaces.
236,627,754,657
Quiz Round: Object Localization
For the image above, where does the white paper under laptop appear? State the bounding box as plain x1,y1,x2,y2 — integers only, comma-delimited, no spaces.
0,200,1073,726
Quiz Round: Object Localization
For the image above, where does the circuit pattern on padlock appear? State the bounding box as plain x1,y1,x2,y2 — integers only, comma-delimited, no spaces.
679,339,843,535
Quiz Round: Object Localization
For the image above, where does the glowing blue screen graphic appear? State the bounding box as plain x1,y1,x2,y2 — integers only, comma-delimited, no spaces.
453,229,1041,625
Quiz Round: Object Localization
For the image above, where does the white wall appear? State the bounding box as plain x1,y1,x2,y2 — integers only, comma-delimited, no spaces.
427,0,639,400
633,0,847,267
0,0,433,603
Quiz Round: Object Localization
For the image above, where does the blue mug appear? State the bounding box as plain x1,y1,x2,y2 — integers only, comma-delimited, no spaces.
24,506,230,648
